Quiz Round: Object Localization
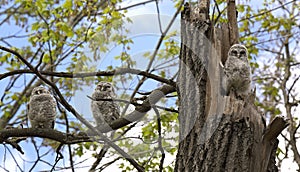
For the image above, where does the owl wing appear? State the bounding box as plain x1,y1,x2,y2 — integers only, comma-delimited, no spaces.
224,57,233,77
240,63,251,79
102,100,120,123
27,100,32,124
91,101,106,125
110,99,120,120
47,95,57,119
45,96,56,129
28,97,38,121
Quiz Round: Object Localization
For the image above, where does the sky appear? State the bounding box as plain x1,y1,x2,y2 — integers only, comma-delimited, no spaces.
71,1,181,171
0,0,299,171
0,0,181,171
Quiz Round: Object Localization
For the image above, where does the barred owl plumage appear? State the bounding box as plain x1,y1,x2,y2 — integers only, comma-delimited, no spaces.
223,44,251,97
28,86,57,129
91,82,120,127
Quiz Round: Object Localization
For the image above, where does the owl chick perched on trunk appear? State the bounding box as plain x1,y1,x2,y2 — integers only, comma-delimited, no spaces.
91,82,120,128
28,86,57,129
221,44,251,98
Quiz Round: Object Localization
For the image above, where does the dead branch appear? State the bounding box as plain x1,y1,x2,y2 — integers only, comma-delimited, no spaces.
263,116,289,142
0,128,92,144
0,68,176,87
227,0,239,45
97,85,176,133
0,45,145,172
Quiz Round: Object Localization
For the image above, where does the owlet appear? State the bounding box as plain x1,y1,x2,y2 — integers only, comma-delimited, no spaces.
28,86,57,129
223,44,251,97
91,82,120,127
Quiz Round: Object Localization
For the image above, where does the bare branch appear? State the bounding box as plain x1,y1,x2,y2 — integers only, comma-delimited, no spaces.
263,116,289,142
51,144,64,171
0,128,92,144
97,85,176,133
0,68,176,87
227,0,239,45
98,157,122,171
121,0,184,117
90,145,110,171
153,107,165,172
0,46,145,172
238,0,297,22
4,137,26,154
87,95,178,113
288,75,300,96
3,144,23,171
155,0,163,34
92,0,156,16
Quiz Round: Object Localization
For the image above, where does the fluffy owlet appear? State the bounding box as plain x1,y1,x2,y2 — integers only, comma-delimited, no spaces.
223,44,251,97
91,82,120,127
28,86,57,129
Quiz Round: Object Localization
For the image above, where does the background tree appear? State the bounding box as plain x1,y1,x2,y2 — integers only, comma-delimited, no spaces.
239,0,300,170
0,0,299,171
174,0,288,171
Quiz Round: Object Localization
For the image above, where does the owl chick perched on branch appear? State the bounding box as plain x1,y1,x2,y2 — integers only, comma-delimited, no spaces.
91,82,120,128
221,44,251,98
28,86,57,129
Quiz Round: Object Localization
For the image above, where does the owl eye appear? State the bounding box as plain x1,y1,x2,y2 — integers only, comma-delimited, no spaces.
104,85,111,90
231,50,238,55
240,50,246,56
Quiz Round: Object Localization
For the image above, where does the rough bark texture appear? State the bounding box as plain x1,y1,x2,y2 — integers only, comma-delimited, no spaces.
174,2,288,172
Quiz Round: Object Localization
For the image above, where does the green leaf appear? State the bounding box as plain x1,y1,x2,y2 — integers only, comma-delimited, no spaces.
63,0,72,9
11,94,19,100
32,22,40,30
42,54,50,63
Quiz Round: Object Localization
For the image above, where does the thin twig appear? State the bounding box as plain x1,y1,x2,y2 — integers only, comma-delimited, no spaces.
3,145,23,172
86,95,178,113
92,0,156,16
238,0,296,22
0,46,145,172
0,68,176,87
121,0,184,118
155,0,163,34
51,144,64,172
153,107,165,172
64,110,75,172
89,145,110,171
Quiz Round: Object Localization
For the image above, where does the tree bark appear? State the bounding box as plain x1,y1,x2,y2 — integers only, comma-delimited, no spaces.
174,2,288,172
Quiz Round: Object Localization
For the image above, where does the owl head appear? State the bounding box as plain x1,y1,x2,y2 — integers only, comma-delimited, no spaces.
95,81,115,95
228,44,248,61
31,86,50,96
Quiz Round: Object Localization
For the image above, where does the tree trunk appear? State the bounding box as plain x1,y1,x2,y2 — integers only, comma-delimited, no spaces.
174,2,288,172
